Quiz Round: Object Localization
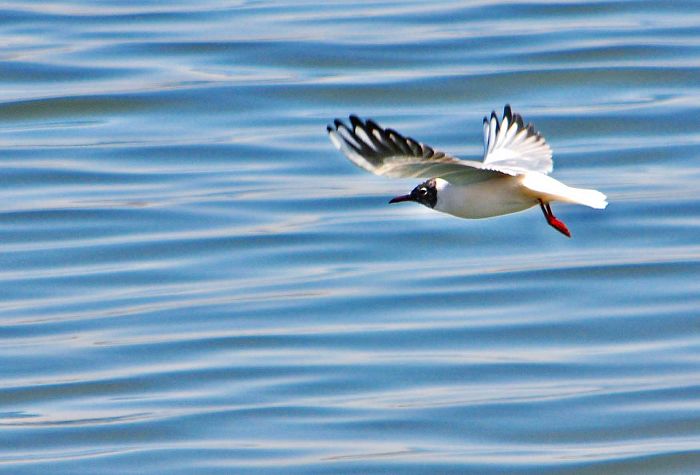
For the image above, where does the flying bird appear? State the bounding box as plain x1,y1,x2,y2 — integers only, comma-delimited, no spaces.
327,105,606,237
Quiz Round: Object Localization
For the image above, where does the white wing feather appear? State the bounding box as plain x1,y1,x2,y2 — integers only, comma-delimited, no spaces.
482,105,553,175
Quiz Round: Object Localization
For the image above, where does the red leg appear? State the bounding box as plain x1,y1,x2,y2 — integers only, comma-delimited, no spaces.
539,200,571,238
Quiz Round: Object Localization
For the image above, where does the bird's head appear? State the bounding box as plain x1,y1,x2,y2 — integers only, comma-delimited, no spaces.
389,178,438,209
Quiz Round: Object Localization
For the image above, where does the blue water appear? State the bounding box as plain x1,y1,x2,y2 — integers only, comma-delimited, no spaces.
2,1,700,473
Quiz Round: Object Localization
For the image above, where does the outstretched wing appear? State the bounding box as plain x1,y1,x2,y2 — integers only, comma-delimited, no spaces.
482,105,553,175
327,115,505,185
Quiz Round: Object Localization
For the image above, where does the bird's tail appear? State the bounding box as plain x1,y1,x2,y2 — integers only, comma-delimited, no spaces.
521,173,608,209
558,186,608,209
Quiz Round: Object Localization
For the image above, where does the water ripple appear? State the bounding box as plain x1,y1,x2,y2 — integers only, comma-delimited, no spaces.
1,0,699,473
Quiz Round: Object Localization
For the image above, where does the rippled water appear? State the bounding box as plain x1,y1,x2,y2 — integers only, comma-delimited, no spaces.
2,1,700,473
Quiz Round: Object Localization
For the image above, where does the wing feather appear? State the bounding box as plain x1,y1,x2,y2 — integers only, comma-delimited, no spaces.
488,113,498,153
328,116,506,185
482,105,553,175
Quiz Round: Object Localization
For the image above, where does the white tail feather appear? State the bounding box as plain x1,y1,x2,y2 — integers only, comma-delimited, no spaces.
559,186,608,209
521,173,608,209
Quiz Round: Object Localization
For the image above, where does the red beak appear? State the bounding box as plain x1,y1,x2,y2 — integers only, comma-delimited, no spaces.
389,194,412,204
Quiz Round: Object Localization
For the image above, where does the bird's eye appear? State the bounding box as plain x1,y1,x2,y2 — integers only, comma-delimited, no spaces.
419,187,428,196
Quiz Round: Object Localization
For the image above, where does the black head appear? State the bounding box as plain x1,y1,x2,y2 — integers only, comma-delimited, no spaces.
389,179,437,208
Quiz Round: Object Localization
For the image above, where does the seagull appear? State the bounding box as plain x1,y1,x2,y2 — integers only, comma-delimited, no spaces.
327,105,607,237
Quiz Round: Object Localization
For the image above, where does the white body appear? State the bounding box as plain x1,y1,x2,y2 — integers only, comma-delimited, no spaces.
435,176,535,218
434,173,607,219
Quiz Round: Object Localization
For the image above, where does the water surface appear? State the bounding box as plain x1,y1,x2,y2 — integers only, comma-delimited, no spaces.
1,1,700,473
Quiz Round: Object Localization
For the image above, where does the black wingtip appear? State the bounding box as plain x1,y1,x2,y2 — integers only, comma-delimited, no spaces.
385,128,405,140
326,125,333,133
504,104,512,120
514,113,524,129
349,114,363,129
365,118,381,131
